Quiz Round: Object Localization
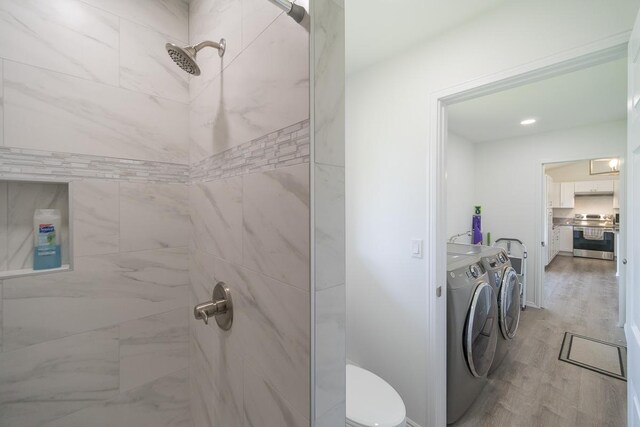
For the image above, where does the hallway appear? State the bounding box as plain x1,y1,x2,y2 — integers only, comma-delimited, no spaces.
455,256,626,426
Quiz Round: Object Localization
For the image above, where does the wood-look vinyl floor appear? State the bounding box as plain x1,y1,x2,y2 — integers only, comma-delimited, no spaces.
453,255,626,427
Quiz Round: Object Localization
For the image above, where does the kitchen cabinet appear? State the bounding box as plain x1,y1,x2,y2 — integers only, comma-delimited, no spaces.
545,175,553,207
552,182,561,207
558,226,573,252
548,226,561,263
559,182,575,208
613,180,620,209
574,180,614,194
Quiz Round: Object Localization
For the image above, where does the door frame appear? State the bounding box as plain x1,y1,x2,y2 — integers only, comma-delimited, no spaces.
538,157,625,311
426,33,630,426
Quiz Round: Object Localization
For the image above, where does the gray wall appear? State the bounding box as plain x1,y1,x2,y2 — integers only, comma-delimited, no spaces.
0,0,192,425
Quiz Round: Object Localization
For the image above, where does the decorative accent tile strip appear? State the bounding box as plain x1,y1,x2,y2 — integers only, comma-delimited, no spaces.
190,119,310,182
0,147,189,183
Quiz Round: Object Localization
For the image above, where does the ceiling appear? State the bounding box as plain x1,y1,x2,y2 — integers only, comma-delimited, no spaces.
447,57,627,143
345,0,506,75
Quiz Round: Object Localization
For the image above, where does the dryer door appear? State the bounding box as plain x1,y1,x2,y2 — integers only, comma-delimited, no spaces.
464,282,498,378
499,267,521,339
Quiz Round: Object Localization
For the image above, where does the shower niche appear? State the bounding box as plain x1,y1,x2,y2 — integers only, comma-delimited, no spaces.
0,179,73,279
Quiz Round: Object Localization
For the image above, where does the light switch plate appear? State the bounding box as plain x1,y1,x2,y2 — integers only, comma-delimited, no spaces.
411,239,423,258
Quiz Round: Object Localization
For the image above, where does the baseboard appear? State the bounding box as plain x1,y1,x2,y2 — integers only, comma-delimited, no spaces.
525,300,539,309
406,417,423,427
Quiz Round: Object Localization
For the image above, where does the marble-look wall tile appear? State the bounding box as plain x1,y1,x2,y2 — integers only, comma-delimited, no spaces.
0,0,119,85
120,183,189,252
315,284,346,417
119,308,188,392
43,369,191,427
120,20,189,104
0,326,119,427
0,60,4,147
316,401,346,427
0,182,6,270
190,177,243,265
210,256,310,417
73,179,119,256
81,0,189,42
189,289,244,427
243,361,308,427
240,0,281,49
3,247,188,351
188,0,242,100
313,0,345,166
189,13,309,163
6,182,69,270
315,164,345,290
4,62,189,164
243,164,309,290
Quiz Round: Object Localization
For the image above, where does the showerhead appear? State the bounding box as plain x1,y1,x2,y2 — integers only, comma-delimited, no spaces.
165,39,226,76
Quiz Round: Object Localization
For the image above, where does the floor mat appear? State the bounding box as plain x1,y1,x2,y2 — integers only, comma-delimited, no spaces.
559,332,627,381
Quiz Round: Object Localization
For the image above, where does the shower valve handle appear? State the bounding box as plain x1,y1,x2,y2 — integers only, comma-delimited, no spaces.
193,282,233,330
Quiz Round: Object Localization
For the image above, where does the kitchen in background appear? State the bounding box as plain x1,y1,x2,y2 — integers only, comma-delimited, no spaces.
544,158,620,269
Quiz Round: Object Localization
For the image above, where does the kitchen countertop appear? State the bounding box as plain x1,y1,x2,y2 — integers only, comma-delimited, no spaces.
552,217,619,231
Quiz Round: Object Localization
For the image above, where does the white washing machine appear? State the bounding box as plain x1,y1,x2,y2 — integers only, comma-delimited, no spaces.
446,252,498,424
448,243,521,374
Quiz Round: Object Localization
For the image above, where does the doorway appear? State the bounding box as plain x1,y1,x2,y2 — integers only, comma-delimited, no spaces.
439,47,628,425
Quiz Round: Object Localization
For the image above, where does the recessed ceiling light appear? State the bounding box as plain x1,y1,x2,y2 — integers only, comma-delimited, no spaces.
520,118,536,125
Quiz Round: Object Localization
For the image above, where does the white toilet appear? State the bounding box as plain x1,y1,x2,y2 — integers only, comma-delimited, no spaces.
346,364,407,427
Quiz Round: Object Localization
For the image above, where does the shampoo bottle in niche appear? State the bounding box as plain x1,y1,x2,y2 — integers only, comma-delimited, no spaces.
33,209,62,270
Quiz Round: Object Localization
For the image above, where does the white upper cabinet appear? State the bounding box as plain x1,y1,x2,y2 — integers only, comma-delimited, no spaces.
574,180,614,194
545,175,553,207
552,182,561,207
559,182,575,208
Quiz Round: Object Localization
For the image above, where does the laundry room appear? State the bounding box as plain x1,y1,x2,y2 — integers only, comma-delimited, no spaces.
442,56,627,424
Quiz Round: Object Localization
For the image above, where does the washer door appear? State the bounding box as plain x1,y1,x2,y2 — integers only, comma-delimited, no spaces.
464,282,498,378
499,267,521,339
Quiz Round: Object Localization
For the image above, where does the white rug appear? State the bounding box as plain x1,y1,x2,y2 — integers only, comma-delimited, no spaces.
559,332,627,381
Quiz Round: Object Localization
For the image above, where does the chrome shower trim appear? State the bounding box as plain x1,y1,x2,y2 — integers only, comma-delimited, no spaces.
266,0,306,23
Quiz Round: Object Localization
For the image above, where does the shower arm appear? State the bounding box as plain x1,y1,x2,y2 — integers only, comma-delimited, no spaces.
266,0,306,23
192,40,225,53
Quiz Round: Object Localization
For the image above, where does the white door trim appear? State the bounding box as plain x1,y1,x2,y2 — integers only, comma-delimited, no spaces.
426,32,630,426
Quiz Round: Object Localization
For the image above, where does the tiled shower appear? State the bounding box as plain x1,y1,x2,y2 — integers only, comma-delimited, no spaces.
0,0,345,426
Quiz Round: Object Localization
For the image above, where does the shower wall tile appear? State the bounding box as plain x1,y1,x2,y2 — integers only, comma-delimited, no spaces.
42,369,191,427
316,401,346,427
120,183,189,252
243,164,309,290
119,308,189,392
4,62,189,164
120,20,189,104
6,182,69,270
0,0,119,86
315,164,345,290
0,60,3,147
315,284,346,417
189,289,244,427
0,147,189,183
0,326,119,427
189,13,309,163
81,0,189,42
188,0,243,100
243,361,308,427
211,256,310,417
240,0,281,49
3,247,188,351
190,177,243,265
313,0,345,167
0,182,7,271
73,180,119,256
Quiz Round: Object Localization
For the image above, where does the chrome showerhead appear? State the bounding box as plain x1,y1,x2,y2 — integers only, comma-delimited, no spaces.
165,39,226,76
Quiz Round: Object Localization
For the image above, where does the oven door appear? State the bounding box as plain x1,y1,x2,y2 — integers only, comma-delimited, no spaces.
573,227,615,260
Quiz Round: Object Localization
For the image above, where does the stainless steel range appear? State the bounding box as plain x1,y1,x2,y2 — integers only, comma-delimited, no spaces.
572,213,615,260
